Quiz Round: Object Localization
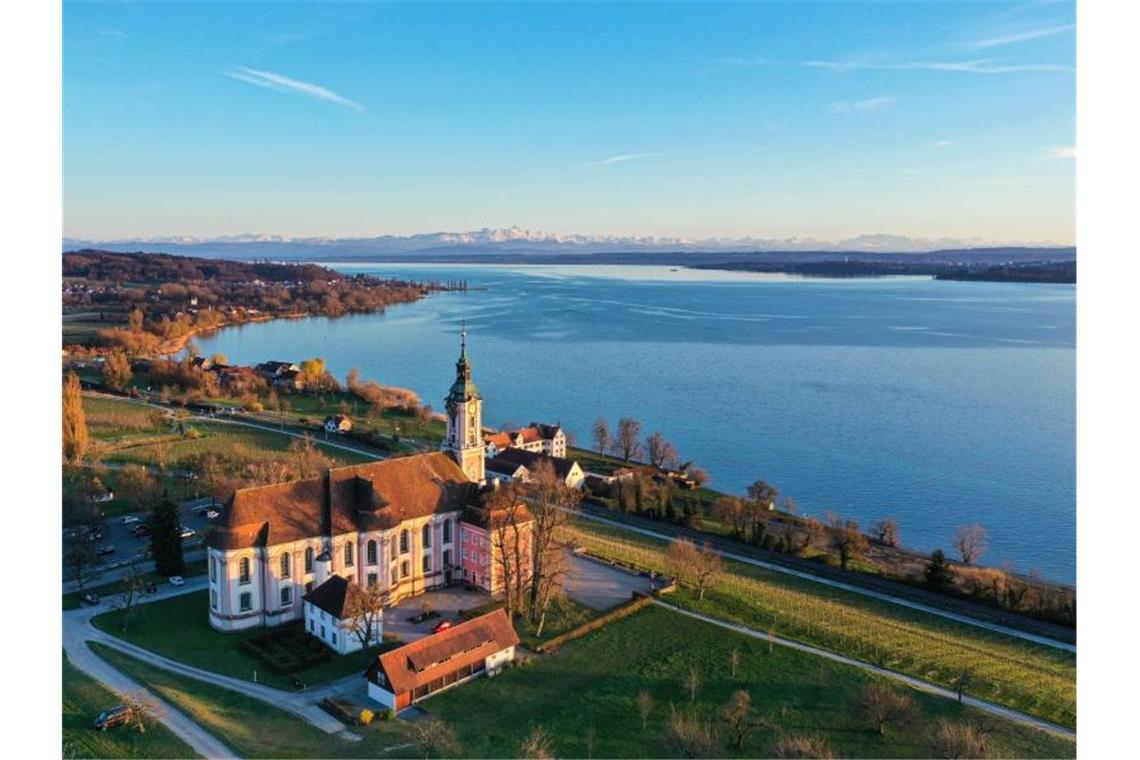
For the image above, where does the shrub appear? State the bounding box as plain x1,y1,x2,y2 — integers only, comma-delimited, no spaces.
359,709,374,726
382,708,397,721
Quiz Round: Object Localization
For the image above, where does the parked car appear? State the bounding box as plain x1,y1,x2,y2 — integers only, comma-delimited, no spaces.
204,510,220,520
93,705,133,731
80,592,100,606
96,545,116,556
180,528,196,539
431,619,453,634
169,576,185,586
122,516,141,525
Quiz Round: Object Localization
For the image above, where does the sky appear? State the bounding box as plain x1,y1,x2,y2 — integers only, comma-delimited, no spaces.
63,1,1076,244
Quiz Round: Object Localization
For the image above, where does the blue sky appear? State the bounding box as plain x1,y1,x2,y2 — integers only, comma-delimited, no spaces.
64,1,1076,243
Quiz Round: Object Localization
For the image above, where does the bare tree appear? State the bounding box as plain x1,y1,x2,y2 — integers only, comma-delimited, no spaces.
665,539,723,600
720,690,760,750
64,535,102,596
953,667,973,704
830,517,869,571
525,460,582,626
746,479,779,510
519,725,555,760
687,466,709,488
532,545,569,638
411,717,462,759
615,417,643,463
926,720,988,759
110,560,151,633
592,417,612,456
645,431,679,469
663,705,719,758
341,581,385,649
855,683,915,736
121,693,155,734
637,690,654,730
487,483,530,618
953,524,988,565
769,734,834,759
872,518,901,547
713,497,749,540
684,665,702,703
290,434,331,479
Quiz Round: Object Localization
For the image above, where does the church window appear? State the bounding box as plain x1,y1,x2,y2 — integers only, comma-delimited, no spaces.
400,530,409,554
401,560,410,579
280,587,292,606
422,524,432,548
305,547,314,573
239,592,251,612
345,542,354,567
238,558,251,585
280,553,291,578
423,554,432,573
443,520,452,543
367,540,377,565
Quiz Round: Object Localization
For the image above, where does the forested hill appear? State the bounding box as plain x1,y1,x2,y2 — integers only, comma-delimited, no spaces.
63,249,348,284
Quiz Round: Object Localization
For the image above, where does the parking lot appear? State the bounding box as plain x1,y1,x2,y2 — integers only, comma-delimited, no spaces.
63,497,219,577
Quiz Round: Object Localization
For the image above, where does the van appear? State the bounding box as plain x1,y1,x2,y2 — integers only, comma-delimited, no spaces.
93,705,133,731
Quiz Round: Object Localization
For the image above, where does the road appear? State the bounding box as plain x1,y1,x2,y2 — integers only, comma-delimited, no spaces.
655,600,1076,740
575,508,1076,653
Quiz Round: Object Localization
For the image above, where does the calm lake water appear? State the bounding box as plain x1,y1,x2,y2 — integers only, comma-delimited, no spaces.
197,264,1076,582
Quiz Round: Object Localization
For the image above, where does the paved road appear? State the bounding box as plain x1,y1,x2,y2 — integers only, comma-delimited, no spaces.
577,509,1076,653
63,579,237,758
655,600,1076,740
563,549,655,610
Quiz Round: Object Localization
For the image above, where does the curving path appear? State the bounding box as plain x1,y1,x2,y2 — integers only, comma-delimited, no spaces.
577,508,1076,653
655,600,1076,740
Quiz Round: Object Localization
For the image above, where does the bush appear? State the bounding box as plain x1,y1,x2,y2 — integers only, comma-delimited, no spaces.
382,708,397,721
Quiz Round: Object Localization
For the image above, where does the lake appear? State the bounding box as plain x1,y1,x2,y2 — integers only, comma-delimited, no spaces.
196,264,1075,582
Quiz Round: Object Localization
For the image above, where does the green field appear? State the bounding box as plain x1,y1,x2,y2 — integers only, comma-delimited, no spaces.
91,591,381,690
565,520,1076,729
427,605,1073,758
63,651,196,759
103,420,374,468
91,644,413,759
83,396,169,441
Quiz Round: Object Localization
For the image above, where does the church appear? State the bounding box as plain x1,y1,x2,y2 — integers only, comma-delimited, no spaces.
206,328,533,632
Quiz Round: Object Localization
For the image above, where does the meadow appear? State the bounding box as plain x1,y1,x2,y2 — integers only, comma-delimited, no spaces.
564,520,1076,729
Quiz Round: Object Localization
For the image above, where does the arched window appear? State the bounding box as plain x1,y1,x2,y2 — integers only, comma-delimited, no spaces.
305,547,314,573
422,524,432,549
442,520,452,544
238,557,251,585
280,553,291,578
399,530,409,554
367,540,377,565
344,542,354,567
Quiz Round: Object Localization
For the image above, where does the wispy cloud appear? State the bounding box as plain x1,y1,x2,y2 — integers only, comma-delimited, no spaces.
223,66,363,111
806,59,1073,75
1044,145,1076,159
591,153,652,166
969,24,1075,50
830,96,896,113
934,139,954,148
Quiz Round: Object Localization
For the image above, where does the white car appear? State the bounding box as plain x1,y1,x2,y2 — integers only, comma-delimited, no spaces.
205,510,219,520
180,528,196,539
168,576,185,586
123,516,141,525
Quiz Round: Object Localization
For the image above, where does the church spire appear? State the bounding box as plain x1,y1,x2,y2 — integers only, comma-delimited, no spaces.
449,320,479,400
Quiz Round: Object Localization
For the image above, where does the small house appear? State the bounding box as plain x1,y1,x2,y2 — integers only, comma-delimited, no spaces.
302,574,380,655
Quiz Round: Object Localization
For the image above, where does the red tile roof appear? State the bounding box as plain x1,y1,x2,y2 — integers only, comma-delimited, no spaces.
207,452,476,550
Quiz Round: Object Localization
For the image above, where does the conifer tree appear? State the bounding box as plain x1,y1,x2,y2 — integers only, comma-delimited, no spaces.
924,548,954,591
149,492,185,576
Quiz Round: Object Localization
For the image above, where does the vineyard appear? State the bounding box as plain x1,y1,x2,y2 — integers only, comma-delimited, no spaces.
563,520,1076,729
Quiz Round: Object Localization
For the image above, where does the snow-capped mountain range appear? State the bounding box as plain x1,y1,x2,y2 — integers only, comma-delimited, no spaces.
63,226,1069,259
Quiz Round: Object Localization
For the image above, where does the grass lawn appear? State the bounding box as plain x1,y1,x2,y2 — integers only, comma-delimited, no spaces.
63,651,197,759
63,560,207,611
513,595,599,649
564,520,1077,729
103,420,374,468
91,591,381,690
83,396,168,441
425,605,1075,759
91,644,413,759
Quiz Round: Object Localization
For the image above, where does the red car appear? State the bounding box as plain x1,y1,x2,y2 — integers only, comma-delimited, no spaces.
431,620,453,634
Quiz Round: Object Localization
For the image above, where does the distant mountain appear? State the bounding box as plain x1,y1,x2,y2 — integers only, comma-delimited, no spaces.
62,226,1072,262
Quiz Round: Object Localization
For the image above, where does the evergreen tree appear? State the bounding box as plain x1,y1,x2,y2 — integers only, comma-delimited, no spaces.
924,548,954,591
149,492,185,576
62,372,89,465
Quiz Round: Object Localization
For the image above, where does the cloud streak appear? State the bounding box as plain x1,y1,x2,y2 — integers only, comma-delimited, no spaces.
969,24,1075,50
805,59,1073,75
1045,145,1076,159
830,95,896,113
591,153,652,166
224,66,363,111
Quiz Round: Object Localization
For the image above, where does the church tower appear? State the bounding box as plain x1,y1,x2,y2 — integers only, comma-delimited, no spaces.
442,322,485,483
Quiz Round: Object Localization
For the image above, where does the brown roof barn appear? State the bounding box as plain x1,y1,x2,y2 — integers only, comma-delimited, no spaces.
366,608,519,706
